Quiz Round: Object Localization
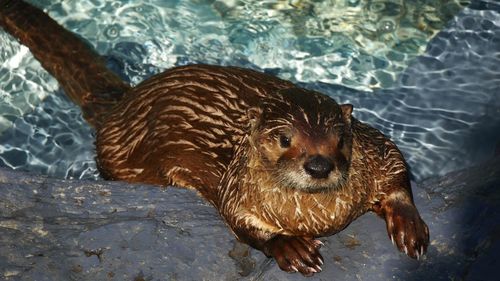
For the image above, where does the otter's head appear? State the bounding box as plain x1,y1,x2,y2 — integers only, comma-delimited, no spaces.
248,88,353,193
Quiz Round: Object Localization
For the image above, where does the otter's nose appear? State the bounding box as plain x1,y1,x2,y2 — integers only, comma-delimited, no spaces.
303,155,334,179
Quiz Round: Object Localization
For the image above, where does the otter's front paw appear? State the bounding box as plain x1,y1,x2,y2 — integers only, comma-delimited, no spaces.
263,235,323,276
385,201,429,259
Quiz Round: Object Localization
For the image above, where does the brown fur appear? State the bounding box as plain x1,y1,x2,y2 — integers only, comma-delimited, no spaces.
1,1,429,276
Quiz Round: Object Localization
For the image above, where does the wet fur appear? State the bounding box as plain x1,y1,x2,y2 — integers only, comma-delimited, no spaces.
0,0,429,276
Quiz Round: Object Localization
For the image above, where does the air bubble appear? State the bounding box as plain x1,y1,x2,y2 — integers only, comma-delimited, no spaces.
104,25,120,39
378,20,396,33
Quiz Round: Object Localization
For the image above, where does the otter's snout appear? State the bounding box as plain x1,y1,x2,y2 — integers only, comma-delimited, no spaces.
303,155,334,179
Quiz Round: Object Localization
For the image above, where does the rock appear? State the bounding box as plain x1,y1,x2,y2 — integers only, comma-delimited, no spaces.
1,156,499,280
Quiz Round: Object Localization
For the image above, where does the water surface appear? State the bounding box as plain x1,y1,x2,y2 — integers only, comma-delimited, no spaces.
0,0,498,181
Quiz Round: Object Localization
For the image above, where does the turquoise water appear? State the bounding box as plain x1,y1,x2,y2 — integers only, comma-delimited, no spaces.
0,0,498,181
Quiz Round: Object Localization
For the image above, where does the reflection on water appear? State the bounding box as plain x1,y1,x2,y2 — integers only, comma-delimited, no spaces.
0,0,498,181
216,0,469,89
0,36,58,134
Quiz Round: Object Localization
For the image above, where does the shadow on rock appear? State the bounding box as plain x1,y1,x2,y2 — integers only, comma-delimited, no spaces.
395,155,500,281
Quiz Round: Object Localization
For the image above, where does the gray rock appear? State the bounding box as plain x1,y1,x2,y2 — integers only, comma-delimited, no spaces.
1,155,499,280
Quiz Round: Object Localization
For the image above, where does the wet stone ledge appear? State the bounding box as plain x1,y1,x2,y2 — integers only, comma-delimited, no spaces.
1,156,499,280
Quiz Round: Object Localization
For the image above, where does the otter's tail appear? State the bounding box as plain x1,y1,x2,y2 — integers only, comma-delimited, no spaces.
0,0,131,127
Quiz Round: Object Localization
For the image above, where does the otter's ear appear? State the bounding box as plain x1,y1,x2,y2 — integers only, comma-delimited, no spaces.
341,104,353,123
247,107,262,128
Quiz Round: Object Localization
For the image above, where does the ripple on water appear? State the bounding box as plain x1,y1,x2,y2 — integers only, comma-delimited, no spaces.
0,0,498,181
309,4,500,179
0,93,97,180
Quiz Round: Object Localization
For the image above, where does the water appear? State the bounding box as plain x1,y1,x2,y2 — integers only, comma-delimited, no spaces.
216,0,470,88
0,0,499,181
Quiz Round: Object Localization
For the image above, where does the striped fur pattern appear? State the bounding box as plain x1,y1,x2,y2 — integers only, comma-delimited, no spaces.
95,64,412,241
95,65,294,204
1,1,428,274
217,89,412,245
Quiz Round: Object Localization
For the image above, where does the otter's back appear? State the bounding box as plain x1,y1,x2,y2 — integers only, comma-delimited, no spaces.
96,64,294,202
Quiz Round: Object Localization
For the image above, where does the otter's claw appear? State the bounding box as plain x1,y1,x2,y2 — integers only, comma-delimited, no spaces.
384,201,429,259
263,235,323,276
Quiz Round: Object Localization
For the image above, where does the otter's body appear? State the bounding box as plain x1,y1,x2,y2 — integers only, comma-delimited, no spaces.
219,119,391,238
96,65,293,205
1,0,429,276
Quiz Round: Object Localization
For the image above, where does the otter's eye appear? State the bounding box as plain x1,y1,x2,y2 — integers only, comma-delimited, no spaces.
279,135,291,148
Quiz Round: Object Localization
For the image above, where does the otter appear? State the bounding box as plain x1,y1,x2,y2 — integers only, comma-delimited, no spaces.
0,0,429,276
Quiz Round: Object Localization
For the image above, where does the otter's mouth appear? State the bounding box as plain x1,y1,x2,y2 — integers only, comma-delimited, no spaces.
274,167,348,193
271,154,350,192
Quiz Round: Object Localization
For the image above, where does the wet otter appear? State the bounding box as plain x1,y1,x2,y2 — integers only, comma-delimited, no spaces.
0,0,429,276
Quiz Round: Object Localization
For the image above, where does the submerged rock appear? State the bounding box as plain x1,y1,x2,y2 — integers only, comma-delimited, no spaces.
1,155,499,280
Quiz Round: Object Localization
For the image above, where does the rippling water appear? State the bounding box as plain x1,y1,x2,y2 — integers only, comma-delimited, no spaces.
0,0,498,181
